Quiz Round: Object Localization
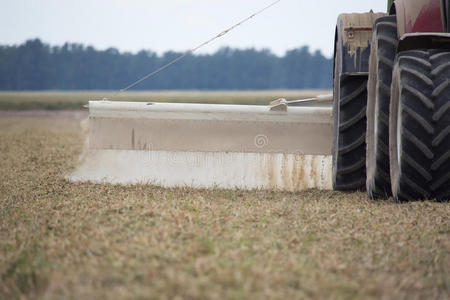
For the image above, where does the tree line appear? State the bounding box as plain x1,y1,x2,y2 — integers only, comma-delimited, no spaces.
0,39,332,90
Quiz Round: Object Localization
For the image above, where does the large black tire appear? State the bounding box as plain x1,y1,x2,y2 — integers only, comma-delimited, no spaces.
366,16,398,199
333,43,367,191
389,50,450,201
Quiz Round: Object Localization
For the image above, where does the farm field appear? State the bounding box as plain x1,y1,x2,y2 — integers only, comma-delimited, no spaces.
0,90,331,110
0,98,448,299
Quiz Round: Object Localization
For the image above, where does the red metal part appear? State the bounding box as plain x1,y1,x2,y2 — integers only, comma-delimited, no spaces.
406,0,443,33
394,0,444,36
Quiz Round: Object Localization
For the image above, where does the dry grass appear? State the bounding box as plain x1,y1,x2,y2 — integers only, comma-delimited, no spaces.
0,114,449,299
0,90,330,111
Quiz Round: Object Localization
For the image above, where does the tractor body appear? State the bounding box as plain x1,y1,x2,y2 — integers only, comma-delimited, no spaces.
70,1,449,200
333,0,450,200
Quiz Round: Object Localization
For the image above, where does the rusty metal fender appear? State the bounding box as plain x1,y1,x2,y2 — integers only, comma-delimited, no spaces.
334,12,386,76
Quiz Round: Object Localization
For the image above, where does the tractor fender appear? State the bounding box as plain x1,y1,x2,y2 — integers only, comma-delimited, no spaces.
397,32,450,52
334,12,386,76
390,0,444,37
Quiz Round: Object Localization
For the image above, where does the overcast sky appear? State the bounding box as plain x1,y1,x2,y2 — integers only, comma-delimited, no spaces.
1,0,386,58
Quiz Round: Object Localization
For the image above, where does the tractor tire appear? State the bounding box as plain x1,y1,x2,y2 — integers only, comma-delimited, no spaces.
366,16,398,199
389,49,450,201
333,43,367,191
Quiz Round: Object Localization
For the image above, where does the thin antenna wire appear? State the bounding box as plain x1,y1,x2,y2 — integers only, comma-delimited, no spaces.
110,0,282,98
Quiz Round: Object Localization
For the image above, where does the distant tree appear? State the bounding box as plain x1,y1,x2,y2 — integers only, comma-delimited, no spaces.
11,39,50,90
0,45,17,89
0,39,333,90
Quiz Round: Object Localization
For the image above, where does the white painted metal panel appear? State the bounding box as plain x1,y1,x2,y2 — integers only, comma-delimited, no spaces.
69,101,334,190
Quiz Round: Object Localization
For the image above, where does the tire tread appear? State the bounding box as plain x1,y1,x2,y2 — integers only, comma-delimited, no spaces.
366,16,397,198
391,49,450,201
333,77,367,191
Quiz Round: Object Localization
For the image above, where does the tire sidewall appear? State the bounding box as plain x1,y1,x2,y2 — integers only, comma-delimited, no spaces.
389,64,401,199
332,39,341,188
366,30,379,194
